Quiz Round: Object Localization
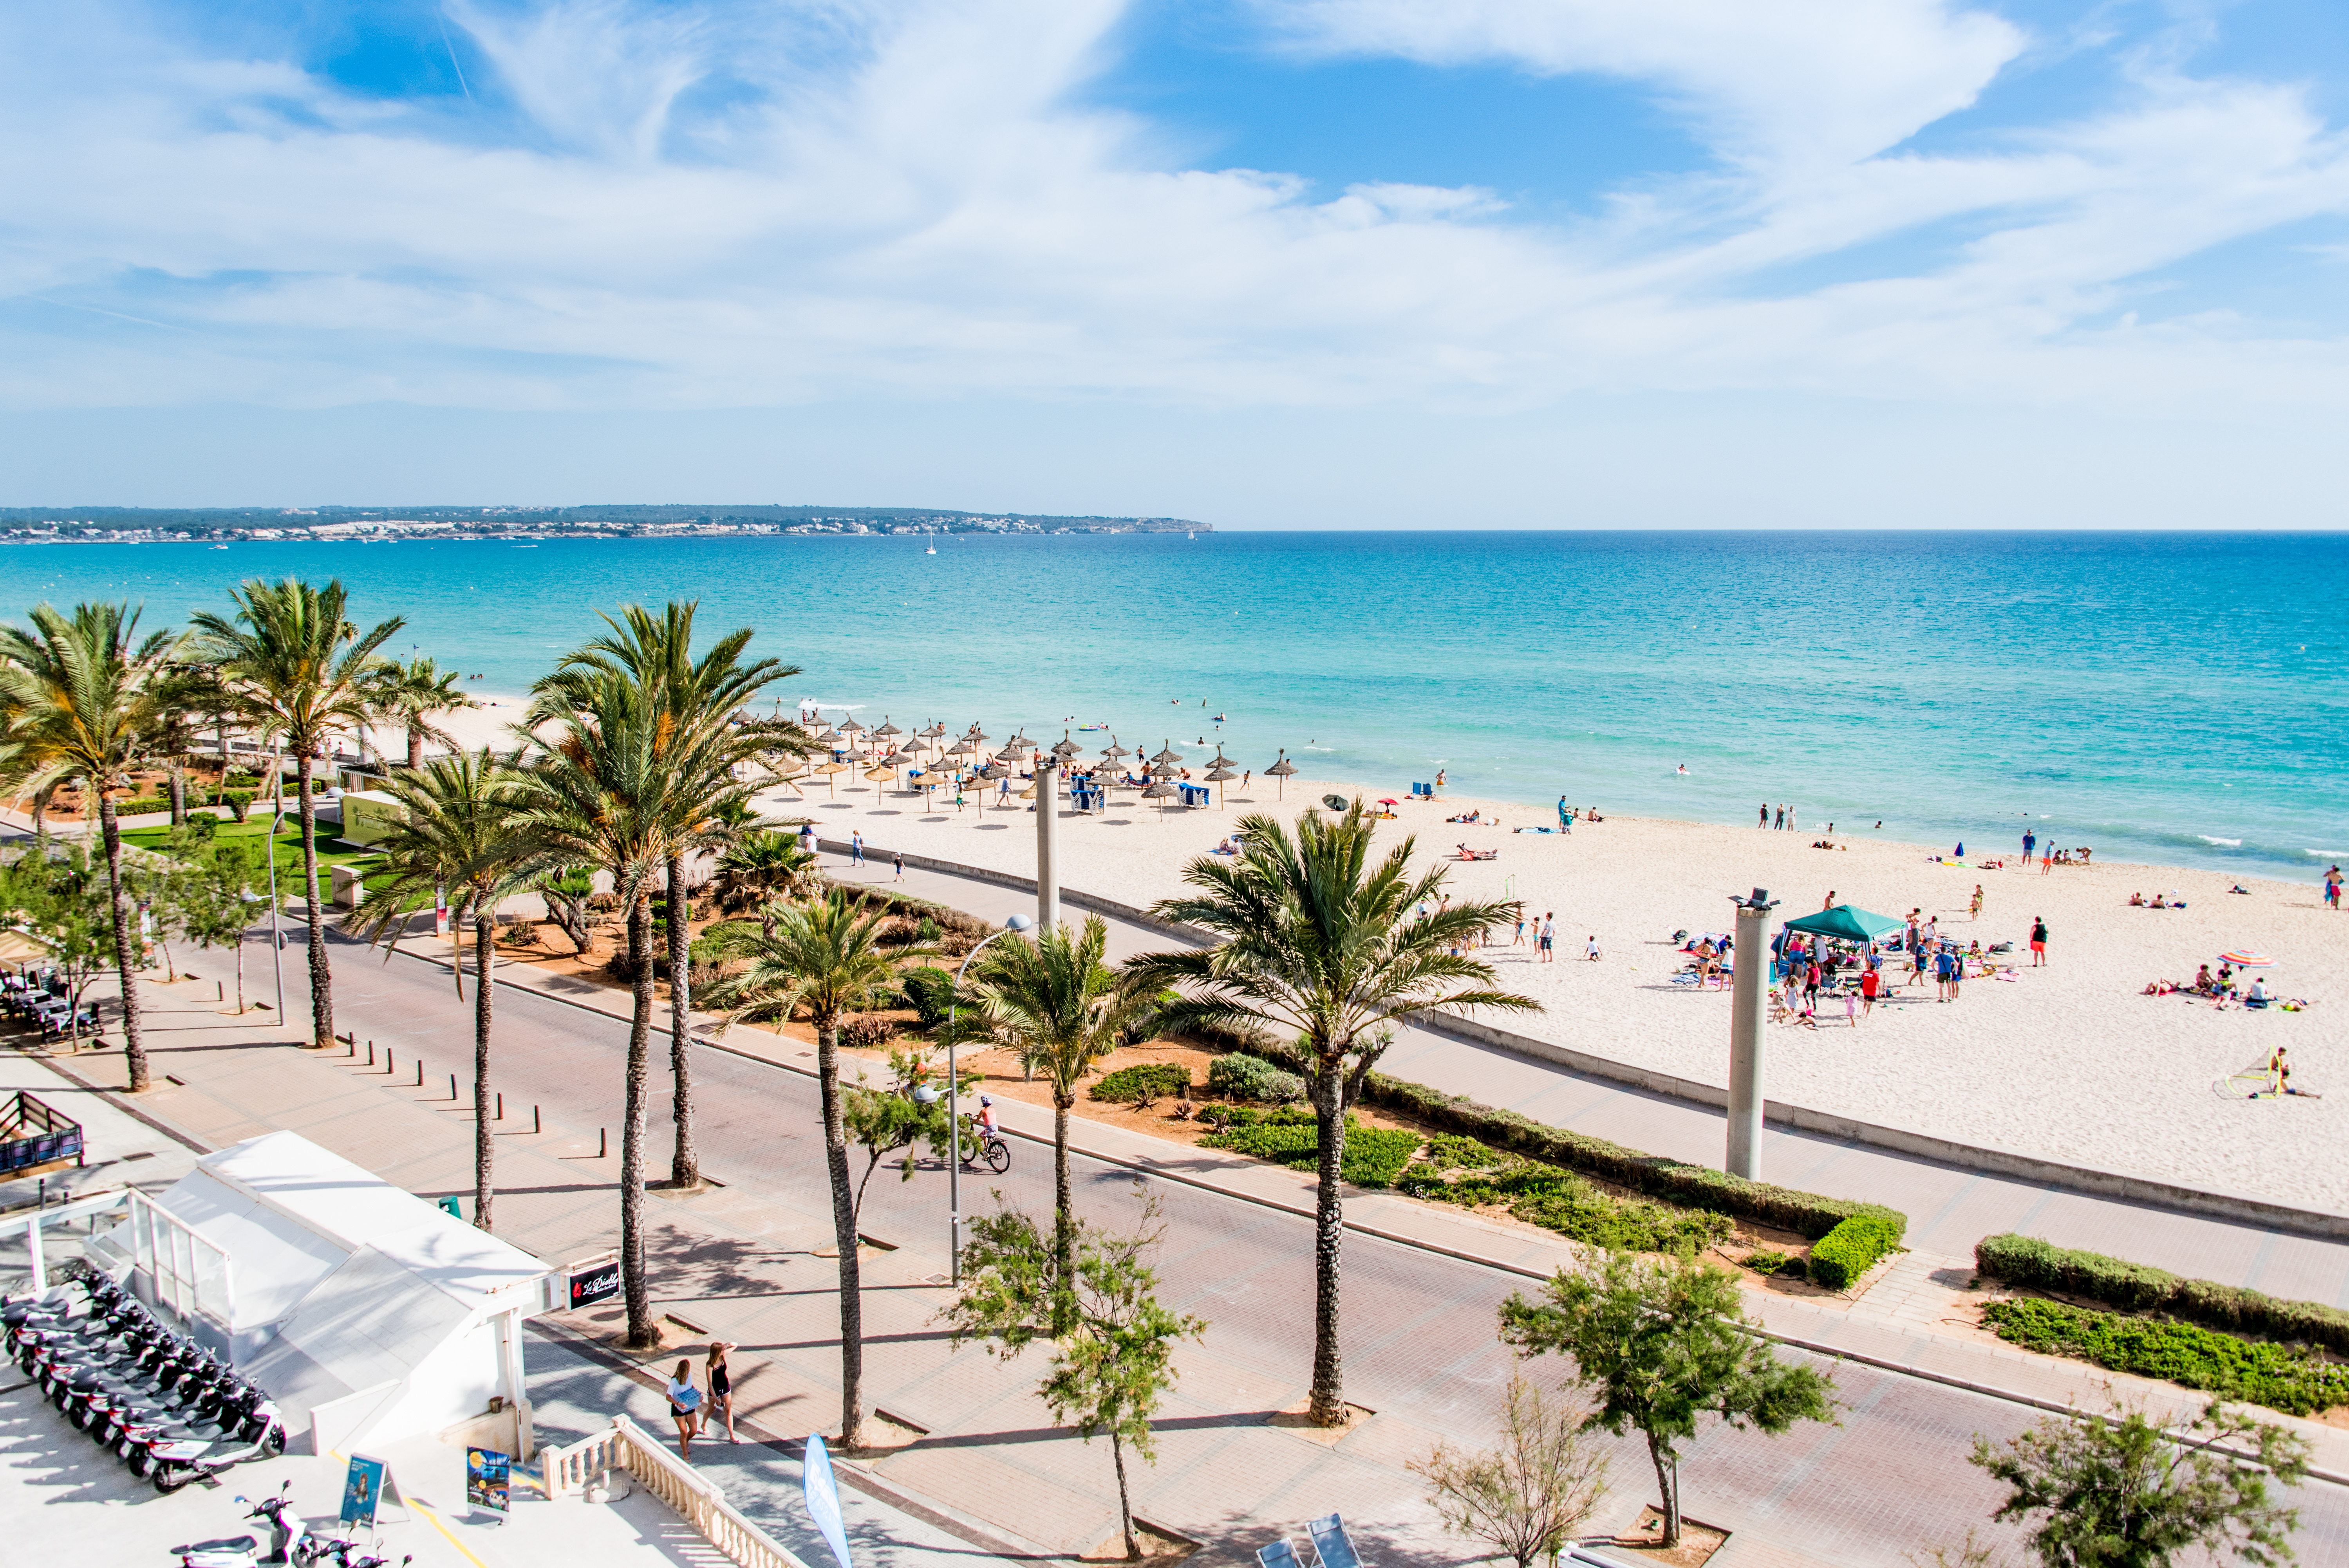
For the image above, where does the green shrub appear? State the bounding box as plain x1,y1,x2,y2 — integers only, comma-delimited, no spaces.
1979,1298,2349,1418
900,966,956,1028
1091,1063,1191,1105
1807,1214,1903,1290
1743,1248,1796,1276
1404,1154,1733,1253
1207,1053,1306,1104
1199,1116,1422,1189
1974,1232,2349,1355
1224,1035,1903,1242
223,790,253,823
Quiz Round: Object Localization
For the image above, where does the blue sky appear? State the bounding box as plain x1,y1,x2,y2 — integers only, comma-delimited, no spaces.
1,0,2346,526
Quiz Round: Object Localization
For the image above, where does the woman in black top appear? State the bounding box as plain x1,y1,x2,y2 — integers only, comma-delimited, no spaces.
706,1341,737,1444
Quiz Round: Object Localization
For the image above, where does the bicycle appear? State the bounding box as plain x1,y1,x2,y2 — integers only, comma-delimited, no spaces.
959,1124,1011,1174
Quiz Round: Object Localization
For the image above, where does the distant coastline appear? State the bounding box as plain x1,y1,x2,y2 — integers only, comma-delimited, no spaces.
0,503,1206,546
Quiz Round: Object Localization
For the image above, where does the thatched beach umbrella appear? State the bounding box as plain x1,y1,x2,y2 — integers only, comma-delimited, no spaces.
813,759,849,799
1052,733,1082,760
1000,733,1034,760
1141,778,1177,818
1150,741,1184,766
1265,750,1297,799
874,717,903,742
1204,760,1238,807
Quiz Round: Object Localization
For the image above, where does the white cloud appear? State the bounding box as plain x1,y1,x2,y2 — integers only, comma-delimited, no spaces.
0,0,2344,424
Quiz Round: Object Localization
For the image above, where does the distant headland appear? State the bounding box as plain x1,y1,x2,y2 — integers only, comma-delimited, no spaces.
0,504,1206,545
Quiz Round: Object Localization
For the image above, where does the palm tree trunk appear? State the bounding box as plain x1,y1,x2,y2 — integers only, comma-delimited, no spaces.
407,728,425,769
1307,1051,1348,1427
97,795,150,1093
817,1010,864,1449
1111,1431,1139,1560
474,907,496,1234
1053,1092,1075,1330
1649,1435,1679,1547
621,891,656,1349
296,753,333,1048
168,768,186,827
666,851,699,1188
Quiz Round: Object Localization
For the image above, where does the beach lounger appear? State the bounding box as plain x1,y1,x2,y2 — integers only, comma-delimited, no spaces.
1258,1540,1302,1568
1307,1515,1363,1568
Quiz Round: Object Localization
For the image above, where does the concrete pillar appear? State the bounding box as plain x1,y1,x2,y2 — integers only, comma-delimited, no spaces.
1035,756,1061,932
1727,894,1777,1180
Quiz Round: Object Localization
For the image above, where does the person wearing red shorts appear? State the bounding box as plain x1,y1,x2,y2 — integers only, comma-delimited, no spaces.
2029,917,2049,966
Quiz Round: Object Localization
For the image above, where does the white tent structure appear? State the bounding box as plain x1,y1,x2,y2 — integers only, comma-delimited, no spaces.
89,1131,553,1457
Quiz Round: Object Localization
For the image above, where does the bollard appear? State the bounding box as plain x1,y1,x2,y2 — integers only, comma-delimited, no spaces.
598,1127,607,1159
367,1043,376,1066
449,1073,457,1101
386,1050,393,1075
496,1092,504,1121
533,1104,541,1134
216,981,224,1002
415,1060,423,1087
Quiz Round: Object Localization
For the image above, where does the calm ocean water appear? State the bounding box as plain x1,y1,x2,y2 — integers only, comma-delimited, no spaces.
9,531,2345,878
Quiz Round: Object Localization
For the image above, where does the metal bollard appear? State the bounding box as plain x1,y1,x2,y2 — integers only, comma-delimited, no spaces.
450,1073,457,1101
533,1104,541,1134
598,1127,607,1159
495,1092,504,1121
415,1060,423,1087
386,1050,393,1075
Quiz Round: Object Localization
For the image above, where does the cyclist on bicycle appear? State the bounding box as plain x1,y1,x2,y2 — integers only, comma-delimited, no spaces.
976,1096,999,1139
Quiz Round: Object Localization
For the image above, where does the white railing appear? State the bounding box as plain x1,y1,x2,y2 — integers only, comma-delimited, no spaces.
545,1414,810,1568
124,1189,233,1331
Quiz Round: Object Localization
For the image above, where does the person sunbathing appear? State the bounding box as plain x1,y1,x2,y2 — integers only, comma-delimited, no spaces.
2150,894,2168,908
1455,842,1498,861
2129,892,2145,906
2192,963,2214,992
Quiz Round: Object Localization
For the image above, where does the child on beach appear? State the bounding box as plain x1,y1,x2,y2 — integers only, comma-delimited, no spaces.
1538,915,1555,963
1971,884,1984,921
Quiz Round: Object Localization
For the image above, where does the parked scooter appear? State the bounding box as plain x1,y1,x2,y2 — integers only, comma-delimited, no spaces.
166,1486,310,1567
148,1411,291,1492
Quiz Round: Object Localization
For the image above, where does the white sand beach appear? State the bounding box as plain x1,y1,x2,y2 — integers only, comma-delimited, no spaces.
747,766,2349,1213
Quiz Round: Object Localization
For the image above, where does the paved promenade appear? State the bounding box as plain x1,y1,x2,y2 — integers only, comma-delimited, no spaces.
15,925,2349,1568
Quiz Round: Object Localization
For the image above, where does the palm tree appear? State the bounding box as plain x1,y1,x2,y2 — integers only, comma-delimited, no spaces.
510,670,753,1348
190,579,404,1050
0,603,184,1092
708,829,820,934
355,750,533,1232
531,602,806,1189
967,915,1153,1308
706,890,929,1449
1129,799,1537,1427
373,657,475,768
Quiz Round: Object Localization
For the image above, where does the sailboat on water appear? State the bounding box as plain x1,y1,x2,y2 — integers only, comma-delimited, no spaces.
925,528,937,555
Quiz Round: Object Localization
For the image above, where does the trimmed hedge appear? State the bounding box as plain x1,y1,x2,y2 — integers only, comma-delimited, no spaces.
1979,1298,2349,1418
1400,1158,1732,1253
1807,1214,1904,1290
1092,1063,1192,1105
1975,1233,2349,1355
1200,1115,1421,1189
1232,1036,1902,1241
1207,1053,1306,1104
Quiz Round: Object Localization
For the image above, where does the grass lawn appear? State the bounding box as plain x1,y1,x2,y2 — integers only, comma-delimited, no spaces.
120,820,396,894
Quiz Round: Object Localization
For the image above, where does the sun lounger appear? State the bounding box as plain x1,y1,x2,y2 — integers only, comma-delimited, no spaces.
1307,1516,1363,1568
1258,1540,1302,1568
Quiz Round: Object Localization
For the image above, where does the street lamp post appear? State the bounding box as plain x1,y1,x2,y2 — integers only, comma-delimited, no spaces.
925,912,1032,1284
1726,887,1780,1180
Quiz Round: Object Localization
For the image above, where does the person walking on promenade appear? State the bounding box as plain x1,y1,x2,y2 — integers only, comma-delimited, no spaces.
666,1360,704,1459
705,1342,738,1443
2030,916,2049,966
892,849,904,882
849,829,864,866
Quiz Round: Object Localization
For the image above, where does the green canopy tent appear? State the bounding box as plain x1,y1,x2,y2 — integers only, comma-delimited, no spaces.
1778,905,1904,943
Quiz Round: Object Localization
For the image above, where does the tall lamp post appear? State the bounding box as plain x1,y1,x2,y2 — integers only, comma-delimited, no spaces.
1726,887,1779,1180
1035,752,1060,933
919,912,1032,1284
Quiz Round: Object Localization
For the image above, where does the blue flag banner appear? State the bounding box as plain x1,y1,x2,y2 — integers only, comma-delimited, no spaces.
802,1433,854,1568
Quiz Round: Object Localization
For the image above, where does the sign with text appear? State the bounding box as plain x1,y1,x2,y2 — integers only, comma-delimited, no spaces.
569,1259,621,1309
340,1453,387,1529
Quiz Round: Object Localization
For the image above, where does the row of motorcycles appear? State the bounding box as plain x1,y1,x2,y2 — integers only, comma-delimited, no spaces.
2,964,103,1043
168,1484,412,1568
5,1269,285,1493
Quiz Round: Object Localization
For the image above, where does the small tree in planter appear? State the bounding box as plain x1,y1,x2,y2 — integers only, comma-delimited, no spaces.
1411,1373,1612,1568
941,1190,1207,1560
1969,1397,2306,1567
1500,1248,1838,1549
842,1048,959,1219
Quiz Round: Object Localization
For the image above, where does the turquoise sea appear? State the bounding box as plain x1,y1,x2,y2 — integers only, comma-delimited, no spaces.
8,531,2345,879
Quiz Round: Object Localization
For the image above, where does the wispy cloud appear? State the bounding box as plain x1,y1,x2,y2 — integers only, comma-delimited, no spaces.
0,0,2345,419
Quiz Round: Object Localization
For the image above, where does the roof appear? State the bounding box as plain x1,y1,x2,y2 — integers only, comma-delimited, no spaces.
169,1130,548,1319
1780,904,1904,941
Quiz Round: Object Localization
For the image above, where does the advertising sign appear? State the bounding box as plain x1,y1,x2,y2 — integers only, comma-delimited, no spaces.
569,1258,621,1309
340,1453,387,1529
802,1433,854,1568
466,1447,511,1516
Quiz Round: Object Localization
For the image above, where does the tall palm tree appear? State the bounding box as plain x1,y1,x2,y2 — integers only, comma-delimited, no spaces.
530,602,805,1189
708,829,820,934
354,750,533,1232
373,657,475,768
511,669,754,1348
0,602,184,1092
1129,799,1537,1427
706,891,929,1449
968,915,1153,1306
190,579,404,1050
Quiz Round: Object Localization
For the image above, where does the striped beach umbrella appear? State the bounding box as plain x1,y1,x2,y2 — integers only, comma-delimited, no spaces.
2219,950,2275,966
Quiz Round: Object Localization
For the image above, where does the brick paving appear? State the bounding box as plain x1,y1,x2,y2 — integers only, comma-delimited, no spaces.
28,928,2349,1568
